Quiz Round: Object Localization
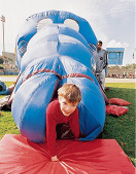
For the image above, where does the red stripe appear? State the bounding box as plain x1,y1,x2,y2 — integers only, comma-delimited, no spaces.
62,73,94,83
22,68,61,84
21,69,94,84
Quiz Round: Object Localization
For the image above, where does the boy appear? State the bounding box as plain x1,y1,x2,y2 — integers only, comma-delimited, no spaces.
46,84,81,162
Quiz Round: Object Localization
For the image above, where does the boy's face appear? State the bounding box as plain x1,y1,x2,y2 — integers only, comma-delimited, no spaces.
58,96,78,117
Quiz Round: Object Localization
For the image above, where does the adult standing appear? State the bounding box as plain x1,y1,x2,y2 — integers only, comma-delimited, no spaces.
92,40,108,91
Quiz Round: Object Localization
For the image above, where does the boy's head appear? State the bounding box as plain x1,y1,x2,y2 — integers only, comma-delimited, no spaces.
58,84,81,116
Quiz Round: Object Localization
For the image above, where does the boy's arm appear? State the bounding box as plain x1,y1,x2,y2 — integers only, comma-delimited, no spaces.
46,110,57,158
69,109,80,139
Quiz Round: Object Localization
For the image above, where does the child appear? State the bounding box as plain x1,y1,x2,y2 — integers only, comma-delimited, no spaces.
46,83,82,162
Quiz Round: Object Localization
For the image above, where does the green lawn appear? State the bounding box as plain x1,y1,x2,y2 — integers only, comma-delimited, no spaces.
5,81,15,87
0,75,18,77
0,82,135,165
103,83,135,165
0,82,20,136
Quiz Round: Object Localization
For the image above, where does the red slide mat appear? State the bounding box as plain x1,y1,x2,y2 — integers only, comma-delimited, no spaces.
0,134,135,174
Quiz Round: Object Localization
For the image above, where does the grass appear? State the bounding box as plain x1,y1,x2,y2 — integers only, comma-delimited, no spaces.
102,83,135,165
0,81,135,166
4,81,14,87
0,75,18,77
0,81,20,136
0,111,20,136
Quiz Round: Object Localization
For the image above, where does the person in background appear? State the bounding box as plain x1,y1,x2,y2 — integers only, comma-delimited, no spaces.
92,40,108,91
46,84,82,162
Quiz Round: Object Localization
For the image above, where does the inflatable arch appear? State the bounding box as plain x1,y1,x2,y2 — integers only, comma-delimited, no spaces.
12,10,105,142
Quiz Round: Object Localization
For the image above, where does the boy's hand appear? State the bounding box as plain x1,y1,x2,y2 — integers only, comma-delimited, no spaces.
51,155,59,162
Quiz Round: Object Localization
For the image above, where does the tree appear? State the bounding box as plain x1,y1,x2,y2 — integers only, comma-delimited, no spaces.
0,58,4,64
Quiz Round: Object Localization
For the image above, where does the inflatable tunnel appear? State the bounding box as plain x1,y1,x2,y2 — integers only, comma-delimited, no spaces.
12,10,105,142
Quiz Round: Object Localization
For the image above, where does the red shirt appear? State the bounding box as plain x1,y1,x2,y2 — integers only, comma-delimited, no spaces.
46,99,80,156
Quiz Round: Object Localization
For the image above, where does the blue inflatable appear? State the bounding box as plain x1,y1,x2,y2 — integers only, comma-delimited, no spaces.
12,10,105,142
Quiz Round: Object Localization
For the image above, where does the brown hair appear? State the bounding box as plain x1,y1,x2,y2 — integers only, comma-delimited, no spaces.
58,84,81,103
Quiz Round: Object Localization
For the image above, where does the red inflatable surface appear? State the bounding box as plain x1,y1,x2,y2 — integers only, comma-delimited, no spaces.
0,134,135,174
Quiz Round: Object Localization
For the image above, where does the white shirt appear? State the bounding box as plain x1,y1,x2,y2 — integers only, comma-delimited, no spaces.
92,48,108,73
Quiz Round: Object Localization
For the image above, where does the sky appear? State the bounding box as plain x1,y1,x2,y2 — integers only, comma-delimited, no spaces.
0,0,135,65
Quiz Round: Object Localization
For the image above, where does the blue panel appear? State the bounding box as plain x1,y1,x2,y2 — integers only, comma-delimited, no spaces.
107,48,124,65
